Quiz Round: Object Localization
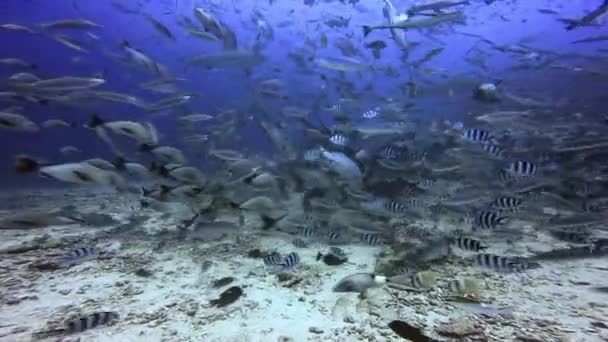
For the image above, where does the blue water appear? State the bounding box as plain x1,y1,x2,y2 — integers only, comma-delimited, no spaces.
0,0,606,188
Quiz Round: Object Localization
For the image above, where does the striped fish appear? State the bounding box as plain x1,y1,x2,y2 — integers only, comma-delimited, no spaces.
327,231,340,241
263,252,283,266
417,178,435,190
409,271,437,289
360,232,381,246
450,237,487,252
403,225,435,239
300,227,316,238
473,253,537,273
506,160,538,177
383,200,409,214
474,211,508,230
65,247,99,259
379,145,402,160
329,134,348,146
405,151,427,162
447,278,479,295
490,196,523,212
279,252,300,270
405,198,429,209
292,238,308,248
63,247,100,264
462,128,493,143
303,149,321,161
65,311,119,334
483,144,505,158
362,109,379,119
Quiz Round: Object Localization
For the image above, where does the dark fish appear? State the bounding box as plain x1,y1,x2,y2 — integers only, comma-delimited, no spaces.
65,311,119,334
530,244,608,261
212,277,235,288
329,246,346,257
365,40,387,59
549,227,591,244
210,286,243,307
388,320,437,342
564,0,608,31
317,250,347,266
407,0,470,16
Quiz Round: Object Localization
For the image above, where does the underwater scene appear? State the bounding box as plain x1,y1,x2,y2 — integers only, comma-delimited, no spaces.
1,0,608,341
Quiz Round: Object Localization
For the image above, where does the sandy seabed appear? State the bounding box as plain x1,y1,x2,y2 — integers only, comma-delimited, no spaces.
0,188,607,342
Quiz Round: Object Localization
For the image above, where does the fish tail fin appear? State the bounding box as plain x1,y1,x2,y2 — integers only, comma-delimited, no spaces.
87,113,105,128
14,155,41,174
141,187,154,197
260,214,286,230
120,39,130,48
149,162,169,177
112,156,127,171
362,25,373,37
316,252,323,261
138,143,154,152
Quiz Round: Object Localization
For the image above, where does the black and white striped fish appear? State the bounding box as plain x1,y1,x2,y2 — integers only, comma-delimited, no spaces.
417,178,435,190
65,311,120,334
506,160,538,177
360,232,381,246
473,253,538,273
450,237,488,252
65,247,99,259
405,151,427,162
327,231,340,241
362,109,379,119
300,227,316,238
383,200,409,214
378,145,402,160
409,272,431,289
490,196,523,212
63,247,100,264
292,238,308,248
474,211,508,230
279,252,300,270
263,252,283,266
303,149,321,161
405,198,429,209
462,128,494,143
329,134,348,146
483,144,506,158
